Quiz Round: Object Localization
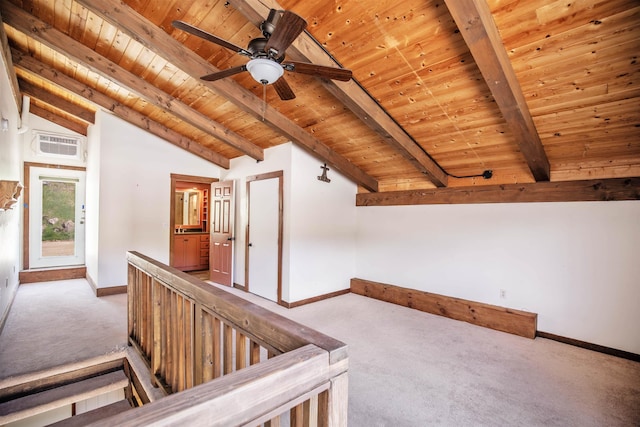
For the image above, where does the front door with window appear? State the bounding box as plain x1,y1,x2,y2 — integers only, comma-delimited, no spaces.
28,167,86,268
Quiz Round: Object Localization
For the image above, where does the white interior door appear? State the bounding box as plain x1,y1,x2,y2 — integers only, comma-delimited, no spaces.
29,167,86,268
247,177,280,302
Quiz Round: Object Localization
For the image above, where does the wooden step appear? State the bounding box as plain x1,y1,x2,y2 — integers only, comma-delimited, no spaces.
48,399,132,426
0,370,128,425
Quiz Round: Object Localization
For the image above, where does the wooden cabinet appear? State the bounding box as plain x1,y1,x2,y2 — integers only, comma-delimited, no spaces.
201,189,208,232
173,233,209,271
199,234,210,270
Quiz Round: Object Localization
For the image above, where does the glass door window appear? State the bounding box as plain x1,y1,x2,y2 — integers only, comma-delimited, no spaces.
29,167,86,268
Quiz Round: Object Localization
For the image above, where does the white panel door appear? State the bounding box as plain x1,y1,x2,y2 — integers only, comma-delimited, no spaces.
29,167,86,268
247,177,280,302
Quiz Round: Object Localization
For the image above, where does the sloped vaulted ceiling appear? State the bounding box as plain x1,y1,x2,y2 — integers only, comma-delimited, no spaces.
1,0,639,203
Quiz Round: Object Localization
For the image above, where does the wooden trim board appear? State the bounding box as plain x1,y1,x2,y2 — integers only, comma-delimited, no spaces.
96,286,127,297
536,331,640,363
351,278,537,339
86,273,126,297
19,267,86,284
281,289,351,309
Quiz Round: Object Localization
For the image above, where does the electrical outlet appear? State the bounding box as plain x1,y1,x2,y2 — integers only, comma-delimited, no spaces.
500,289,506,299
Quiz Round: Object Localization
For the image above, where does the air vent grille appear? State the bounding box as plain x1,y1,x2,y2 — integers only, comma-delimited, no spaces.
37,133,80,157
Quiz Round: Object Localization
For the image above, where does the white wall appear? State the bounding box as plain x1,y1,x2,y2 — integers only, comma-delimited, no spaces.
88,111,221,288
0,56,22,328
223,143,357,303
356,201,640,354
288,147,357,302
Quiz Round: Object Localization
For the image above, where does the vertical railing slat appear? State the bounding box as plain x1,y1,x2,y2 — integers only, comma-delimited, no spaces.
213,317,222,379
144,274,152,359
169,291,178,392
152,279,162,381
250,340,261,366
185,299,194,390
223,323,233,375
193,304,204,387
159,284,168,383
127,264,135,341
176,294,185,392
291,403,305,427
236,332,247,371
307,395,318,427
266,416,281,427
202,310,214,382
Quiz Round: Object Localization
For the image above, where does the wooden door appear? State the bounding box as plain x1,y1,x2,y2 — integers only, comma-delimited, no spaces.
210,181,234,286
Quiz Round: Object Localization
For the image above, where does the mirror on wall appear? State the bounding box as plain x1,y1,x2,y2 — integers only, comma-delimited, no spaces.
174,190,201,226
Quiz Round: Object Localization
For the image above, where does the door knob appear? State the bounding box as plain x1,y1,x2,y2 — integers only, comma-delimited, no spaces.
248,243,253,247
227,237,235,241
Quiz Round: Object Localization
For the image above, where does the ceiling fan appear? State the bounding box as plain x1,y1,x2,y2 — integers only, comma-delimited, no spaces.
172,9,352,100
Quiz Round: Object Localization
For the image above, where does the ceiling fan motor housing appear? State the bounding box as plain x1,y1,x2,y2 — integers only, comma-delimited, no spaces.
261,9,280,38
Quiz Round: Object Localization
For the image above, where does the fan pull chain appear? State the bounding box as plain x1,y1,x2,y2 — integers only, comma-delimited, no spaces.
262,83,267,122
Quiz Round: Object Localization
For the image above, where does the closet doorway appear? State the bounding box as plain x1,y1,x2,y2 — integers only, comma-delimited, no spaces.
246,171,283,304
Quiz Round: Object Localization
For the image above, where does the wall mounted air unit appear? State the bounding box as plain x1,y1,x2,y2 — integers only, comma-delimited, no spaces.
35,131,84,160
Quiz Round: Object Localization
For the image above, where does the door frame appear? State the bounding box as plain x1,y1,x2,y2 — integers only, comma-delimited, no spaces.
169,173,217,268
23,162,86,271
245,170,283,305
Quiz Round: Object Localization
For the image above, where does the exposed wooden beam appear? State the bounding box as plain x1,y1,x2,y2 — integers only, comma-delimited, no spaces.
229,0,449,188
19,78,95,124
356,178,640,206
12,48,230,169
0,12,21,115
1,1,263,162
29,104,88,136
74,0,378,193
444,0,551,182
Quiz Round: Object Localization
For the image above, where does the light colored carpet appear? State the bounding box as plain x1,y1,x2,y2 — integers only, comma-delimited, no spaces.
0,279,638,426
0,279,127,379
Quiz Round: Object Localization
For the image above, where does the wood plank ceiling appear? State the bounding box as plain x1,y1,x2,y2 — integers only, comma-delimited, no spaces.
1,0,639,201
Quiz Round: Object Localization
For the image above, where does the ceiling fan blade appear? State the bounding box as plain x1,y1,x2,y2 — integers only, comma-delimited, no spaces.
264,11,307,59
273,77,296,100
201,65,247,82
172,20,250,56
285,61,352,82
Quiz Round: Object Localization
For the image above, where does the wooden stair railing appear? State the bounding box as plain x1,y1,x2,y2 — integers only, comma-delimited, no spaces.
0,371,129,425
123,251,349,426
91,344,348,426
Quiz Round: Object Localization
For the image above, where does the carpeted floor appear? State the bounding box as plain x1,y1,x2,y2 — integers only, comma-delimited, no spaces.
0,279,638,426
0,279,127,378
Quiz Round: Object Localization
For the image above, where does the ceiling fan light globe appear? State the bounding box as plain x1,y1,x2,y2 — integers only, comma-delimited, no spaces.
247,58,284,85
